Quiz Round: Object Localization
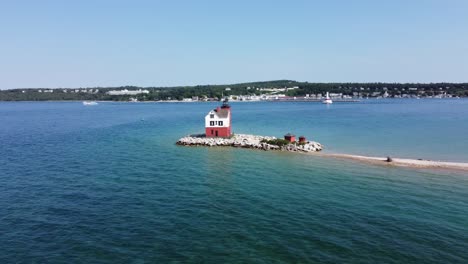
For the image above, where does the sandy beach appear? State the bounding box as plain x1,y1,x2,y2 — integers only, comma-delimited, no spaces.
317,153,468,172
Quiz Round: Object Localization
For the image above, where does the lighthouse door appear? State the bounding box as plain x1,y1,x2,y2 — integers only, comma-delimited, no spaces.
215,131,218,137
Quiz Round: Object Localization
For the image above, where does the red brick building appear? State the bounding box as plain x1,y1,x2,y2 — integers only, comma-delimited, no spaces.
299,136,307,143
284,133,296,143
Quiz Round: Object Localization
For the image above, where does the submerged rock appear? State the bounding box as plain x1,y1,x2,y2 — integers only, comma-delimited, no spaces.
176,134,323,153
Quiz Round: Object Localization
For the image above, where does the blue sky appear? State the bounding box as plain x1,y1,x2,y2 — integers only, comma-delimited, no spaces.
1,0,467,88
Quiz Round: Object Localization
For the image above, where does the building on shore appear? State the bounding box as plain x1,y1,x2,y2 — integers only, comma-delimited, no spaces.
205,99,232,137
284,133,296,143
106,89,149,95
299,136,307,143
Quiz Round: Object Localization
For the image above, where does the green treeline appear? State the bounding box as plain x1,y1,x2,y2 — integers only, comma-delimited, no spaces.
1,80,467,101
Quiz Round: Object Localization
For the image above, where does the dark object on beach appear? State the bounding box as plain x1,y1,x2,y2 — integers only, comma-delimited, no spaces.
386,156,393,162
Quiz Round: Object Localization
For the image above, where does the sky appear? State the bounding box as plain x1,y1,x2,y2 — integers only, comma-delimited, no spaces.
1,0,467,89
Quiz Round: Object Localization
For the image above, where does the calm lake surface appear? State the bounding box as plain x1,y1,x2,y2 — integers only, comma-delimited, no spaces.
1,99,468,263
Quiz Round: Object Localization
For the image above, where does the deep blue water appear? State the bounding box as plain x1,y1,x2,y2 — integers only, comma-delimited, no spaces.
1,100,468,263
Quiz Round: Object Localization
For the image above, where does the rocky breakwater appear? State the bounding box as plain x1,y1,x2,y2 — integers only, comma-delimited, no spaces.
176,134,323,153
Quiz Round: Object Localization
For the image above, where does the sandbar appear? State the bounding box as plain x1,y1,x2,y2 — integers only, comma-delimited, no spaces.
316,153,468,172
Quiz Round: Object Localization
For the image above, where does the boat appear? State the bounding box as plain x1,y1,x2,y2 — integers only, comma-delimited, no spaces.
322,92,333,104
82,101,98,106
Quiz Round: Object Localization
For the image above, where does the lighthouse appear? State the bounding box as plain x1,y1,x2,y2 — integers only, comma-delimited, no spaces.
205,99,232,137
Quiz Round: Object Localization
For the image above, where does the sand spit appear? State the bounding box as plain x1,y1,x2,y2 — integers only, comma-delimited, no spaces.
319,153,468,172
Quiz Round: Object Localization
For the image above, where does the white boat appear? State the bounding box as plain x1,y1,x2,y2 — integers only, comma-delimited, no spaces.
322,92,333,104
83,101,98,106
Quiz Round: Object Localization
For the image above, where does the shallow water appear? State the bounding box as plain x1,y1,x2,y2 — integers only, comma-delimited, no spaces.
1,100,468,263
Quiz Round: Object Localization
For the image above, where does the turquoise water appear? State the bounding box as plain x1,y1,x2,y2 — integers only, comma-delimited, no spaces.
1,100,468,263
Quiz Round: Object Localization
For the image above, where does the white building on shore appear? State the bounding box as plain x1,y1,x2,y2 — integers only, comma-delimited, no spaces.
107,89,150,95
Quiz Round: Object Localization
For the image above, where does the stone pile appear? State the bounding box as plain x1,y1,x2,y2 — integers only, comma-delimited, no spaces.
176,133,323,152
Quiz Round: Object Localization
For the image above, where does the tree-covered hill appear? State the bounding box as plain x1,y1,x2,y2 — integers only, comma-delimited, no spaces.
1,80,467,101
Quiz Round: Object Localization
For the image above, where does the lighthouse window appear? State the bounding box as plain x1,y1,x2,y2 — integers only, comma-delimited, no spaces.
210,121,215,126
218,121,223,126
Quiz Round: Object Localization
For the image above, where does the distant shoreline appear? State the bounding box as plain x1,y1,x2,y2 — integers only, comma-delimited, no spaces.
2,80,467,101
0,97,465,103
